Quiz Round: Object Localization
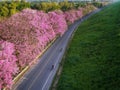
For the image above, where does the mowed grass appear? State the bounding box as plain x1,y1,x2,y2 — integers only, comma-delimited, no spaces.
57,3,120,90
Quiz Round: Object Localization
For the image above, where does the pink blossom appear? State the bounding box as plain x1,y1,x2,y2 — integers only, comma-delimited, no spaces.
0,7,87,89
64,9,83,24
0,40,18,89
48,10,68,36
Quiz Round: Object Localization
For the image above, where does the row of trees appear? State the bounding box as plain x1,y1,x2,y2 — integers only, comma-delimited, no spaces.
0,0,104,89
0,1,30,17
0,1,103,17
0,5,87,89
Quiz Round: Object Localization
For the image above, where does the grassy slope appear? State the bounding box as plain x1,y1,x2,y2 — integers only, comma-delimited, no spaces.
57,2,120,90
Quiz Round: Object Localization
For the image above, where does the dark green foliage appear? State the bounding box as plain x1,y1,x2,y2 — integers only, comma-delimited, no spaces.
31,1,74,12
92,2,103,8
74,2,86,9
16,1,30,11
0,6,9,17
40,2,60,12
0,1,30,17
0,1,103,17
59,1,74,11
31,3,41,10
57,2,120,90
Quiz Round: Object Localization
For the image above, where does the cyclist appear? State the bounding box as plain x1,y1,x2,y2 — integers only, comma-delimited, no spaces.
51,65,54,70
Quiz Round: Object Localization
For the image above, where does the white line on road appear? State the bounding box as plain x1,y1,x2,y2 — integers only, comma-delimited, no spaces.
41,69,53,90
42,49,62,90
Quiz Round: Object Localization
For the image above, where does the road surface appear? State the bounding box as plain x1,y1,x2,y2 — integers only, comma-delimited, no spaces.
12,9,101,90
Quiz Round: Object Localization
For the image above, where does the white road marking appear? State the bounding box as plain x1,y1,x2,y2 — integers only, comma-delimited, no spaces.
42,49,62,90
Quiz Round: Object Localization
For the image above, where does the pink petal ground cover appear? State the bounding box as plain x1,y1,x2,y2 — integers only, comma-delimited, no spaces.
0,5,96,89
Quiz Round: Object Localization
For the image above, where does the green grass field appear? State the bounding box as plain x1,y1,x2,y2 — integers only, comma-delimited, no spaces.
57,2,120,90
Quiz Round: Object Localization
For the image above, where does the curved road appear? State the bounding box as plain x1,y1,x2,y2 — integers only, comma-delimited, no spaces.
12,9,101,90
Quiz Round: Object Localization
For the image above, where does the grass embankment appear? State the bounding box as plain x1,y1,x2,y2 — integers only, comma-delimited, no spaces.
57,2,120,90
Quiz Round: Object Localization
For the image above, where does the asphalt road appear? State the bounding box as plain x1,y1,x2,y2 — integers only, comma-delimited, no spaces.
12,9,101,90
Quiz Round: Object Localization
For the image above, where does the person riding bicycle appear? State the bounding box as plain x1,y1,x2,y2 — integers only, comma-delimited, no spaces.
51,65,54,70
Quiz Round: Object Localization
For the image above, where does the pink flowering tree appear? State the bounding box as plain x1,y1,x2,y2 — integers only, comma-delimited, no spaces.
64,9,83,24
0,40,18,89
0,9,66,68
0,8,84,69
0,10,39,68
48,10,68,36
0,7,86,89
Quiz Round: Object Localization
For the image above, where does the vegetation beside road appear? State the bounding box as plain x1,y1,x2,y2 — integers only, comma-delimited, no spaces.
57,2,120,90
0,1,97,89
0,1,103,18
